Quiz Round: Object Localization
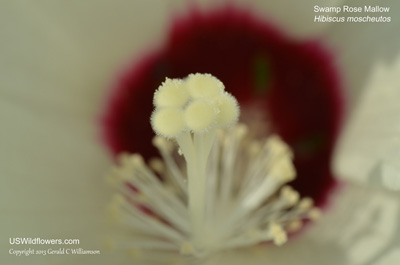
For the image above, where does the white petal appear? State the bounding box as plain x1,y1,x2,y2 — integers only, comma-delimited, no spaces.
333,52,400,191
323,0,400,106
0,1,128,263
28,0,186,75
308,184,400,265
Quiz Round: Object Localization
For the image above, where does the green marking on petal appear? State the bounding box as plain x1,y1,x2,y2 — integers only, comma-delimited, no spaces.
253,55,271,95
294,133,325,156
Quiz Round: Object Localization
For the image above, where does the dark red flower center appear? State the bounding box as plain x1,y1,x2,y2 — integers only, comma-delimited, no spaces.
102,6,343,207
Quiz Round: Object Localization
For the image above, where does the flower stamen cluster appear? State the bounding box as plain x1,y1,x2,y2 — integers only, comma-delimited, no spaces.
106,74,320,263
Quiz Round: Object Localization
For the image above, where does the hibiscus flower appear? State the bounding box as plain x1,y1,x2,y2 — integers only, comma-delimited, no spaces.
1,1,399,265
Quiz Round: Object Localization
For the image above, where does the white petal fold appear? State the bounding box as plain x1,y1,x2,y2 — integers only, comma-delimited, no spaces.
334,52,400,193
